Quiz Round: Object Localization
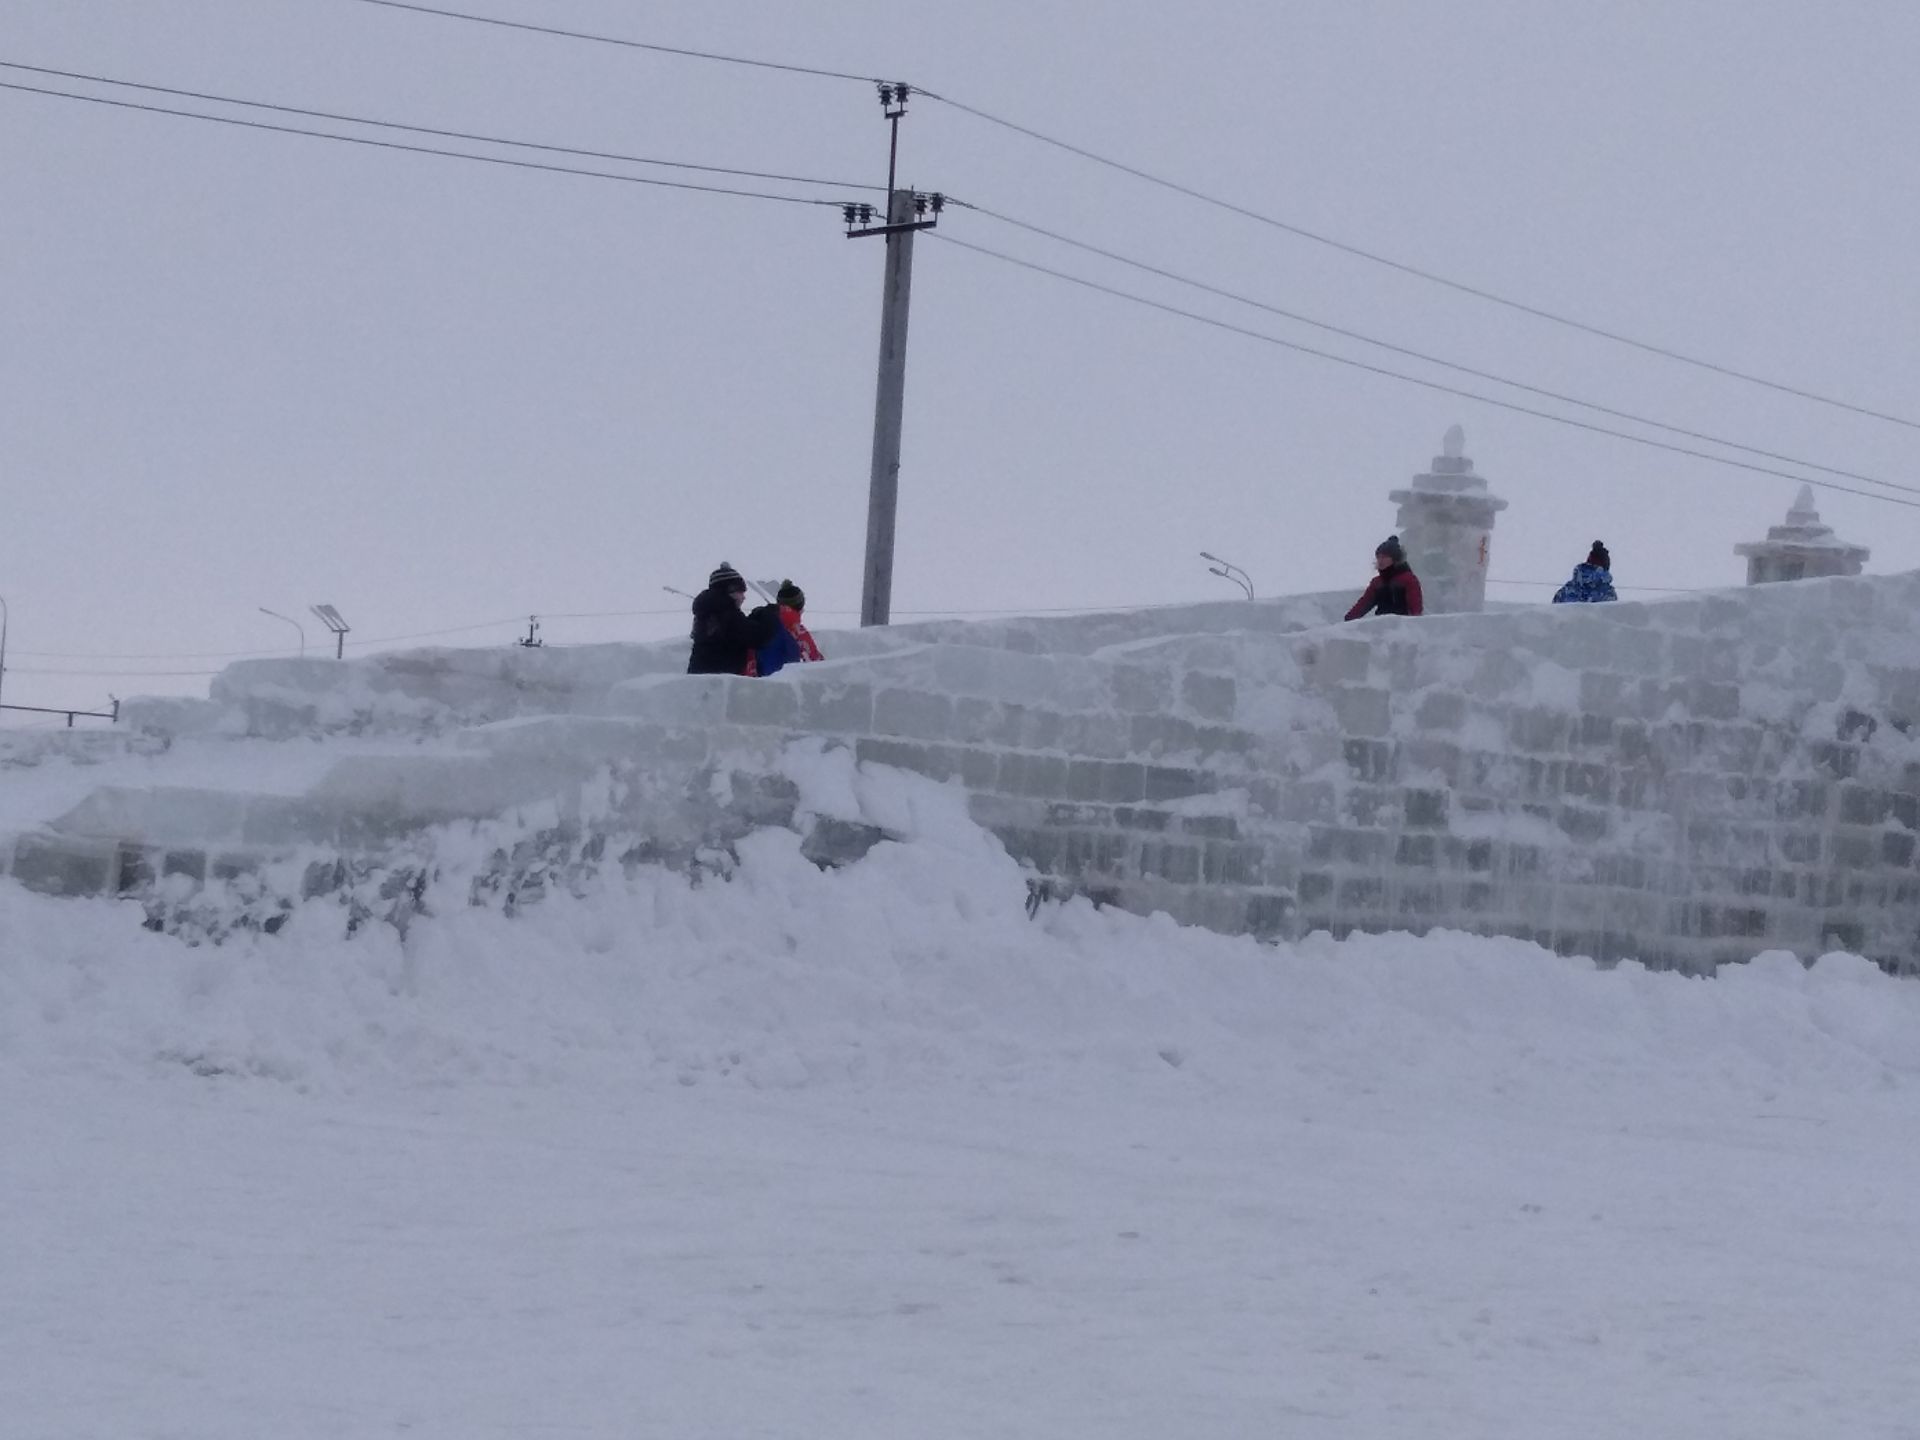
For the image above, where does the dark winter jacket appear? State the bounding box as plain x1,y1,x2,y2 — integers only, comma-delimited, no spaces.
1551,564,1617,604
687,586,778,675
1344,563,1424,621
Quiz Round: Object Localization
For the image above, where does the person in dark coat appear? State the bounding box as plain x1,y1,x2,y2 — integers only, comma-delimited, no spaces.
687,562,778,675
1552,542,1618,604
1344,535,1424,620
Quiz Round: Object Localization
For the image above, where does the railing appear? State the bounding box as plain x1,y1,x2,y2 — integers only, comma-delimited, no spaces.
0,698,120,728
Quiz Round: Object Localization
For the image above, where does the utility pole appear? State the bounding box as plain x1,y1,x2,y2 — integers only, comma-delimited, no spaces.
845,83,943,627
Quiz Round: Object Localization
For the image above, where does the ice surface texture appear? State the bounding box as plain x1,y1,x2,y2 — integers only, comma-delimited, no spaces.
7,572,1919,971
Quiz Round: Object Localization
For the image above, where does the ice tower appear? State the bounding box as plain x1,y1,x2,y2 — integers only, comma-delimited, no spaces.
1387,424,1508,614
1734,485,1869,585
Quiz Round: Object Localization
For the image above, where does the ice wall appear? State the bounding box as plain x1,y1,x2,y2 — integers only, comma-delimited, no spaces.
112,593,1351,740
611,573,1915,971
7,574,1918,974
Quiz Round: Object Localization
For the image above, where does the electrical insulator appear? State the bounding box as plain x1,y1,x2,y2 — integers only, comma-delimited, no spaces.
929,193,945,214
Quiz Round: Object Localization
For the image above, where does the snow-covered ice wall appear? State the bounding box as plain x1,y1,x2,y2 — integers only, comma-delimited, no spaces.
6,573,1917,974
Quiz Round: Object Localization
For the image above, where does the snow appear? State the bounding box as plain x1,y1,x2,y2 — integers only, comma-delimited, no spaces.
4,760,1919,1437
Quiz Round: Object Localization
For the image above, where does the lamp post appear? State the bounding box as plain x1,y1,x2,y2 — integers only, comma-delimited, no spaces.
309,605,351,660
259,607,306,656
1200,551,1254,600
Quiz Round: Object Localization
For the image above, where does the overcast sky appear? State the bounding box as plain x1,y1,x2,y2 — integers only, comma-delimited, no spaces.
3,0,1916,714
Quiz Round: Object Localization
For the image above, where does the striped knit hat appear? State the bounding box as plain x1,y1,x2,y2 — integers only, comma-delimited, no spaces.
708,562,745,591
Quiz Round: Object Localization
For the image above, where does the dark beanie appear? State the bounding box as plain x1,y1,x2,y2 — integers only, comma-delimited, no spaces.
1587,541,1611,570
776,579,805,610
708,562,745,590
1376,535,1405,563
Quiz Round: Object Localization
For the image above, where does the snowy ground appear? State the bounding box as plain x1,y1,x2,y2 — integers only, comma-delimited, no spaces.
4,768,1919,1438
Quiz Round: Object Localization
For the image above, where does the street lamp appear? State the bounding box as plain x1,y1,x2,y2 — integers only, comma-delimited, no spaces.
258,607,306,656
1200,551,1254,600
309,604,351,660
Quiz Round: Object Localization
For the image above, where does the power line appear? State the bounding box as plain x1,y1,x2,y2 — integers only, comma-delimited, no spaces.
542,608,682,621
920,92,1920,434
8,581,1748,679
13,615,556,664
328,1,1918,430
0,714,97,731
1487,578,1699,594
0,59,878,194
13,597,1386,668
343,616,531,646
963,204,1920,501
932,233,1920,511
7,665,222,678
328,2,1919,429
8,612,698,662
0,79,848,207
38,62,1892,498
348,0,886,85
4,590,1712,674
11,645,280,661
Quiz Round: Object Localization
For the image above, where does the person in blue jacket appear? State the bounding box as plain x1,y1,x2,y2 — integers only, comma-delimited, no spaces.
754,580,823,677
1552,542,1617,604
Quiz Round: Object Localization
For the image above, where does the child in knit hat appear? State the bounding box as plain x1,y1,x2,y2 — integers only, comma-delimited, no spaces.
756,579,824,676
1552,542,1618,604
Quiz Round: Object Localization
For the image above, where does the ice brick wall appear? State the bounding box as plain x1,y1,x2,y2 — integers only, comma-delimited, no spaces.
607,573,1920,972
114,594,1353,739
13,574,1920,973
1278,581,1920,971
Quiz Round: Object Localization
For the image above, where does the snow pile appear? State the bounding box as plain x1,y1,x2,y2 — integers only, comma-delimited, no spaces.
7,757,1920,1439
4,756,1915,1097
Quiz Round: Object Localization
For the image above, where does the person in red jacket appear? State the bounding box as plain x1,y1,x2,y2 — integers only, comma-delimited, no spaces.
1344,535,1424,620
753,580,824,677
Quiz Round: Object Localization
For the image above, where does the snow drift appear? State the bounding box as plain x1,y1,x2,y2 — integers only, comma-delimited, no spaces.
7,756,1920,1439
5,755,1915,1097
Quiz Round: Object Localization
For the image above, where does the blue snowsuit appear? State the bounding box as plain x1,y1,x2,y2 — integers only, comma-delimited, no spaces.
755,621,802,677
1552,564,1617,604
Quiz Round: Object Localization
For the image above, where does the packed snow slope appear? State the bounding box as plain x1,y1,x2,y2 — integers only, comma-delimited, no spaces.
4,760,1919,1438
